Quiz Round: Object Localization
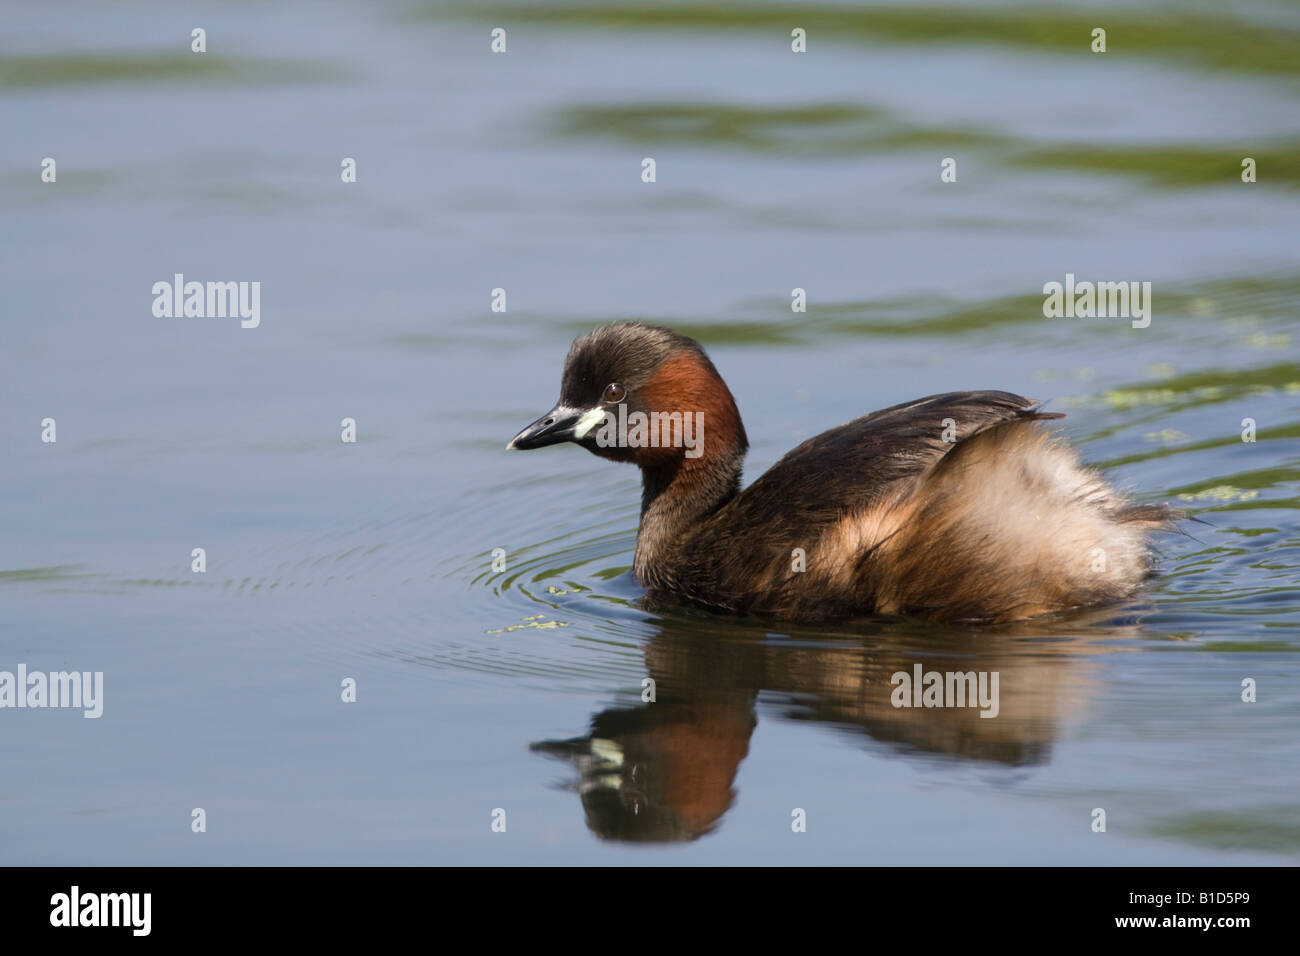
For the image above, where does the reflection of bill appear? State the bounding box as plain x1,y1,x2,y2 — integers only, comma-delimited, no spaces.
533,614,1127,843
533,699,754,844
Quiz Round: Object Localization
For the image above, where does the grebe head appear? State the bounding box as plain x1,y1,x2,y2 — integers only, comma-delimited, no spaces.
508,322,747,469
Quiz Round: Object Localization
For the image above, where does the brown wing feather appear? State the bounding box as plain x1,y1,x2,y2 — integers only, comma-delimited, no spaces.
675,391,1057,612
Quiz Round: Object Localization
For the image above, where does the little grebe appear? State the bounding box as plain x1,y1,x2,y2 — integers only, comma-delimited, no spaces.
509,322,1178,623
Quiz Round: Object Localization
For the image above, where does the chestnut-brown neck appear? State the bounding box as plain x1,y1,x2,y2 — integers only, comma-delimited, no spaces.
632,353,747,587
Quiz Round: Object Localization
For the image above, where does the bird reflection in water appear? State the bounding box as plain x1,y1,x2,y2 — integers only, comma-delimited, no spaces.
533,605,1144,843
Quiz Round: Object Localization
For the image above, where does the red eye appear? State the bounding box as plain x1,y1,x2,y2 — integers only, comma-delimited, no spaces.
603,383,627,404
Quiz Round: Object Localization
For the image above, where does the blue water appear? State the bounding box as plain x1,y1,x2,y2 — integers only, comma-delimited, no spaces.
1,0,1297,863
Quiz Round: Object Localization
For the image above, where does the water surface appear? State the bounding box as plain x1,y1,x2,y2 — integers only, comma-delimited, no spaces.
1,0,1297,863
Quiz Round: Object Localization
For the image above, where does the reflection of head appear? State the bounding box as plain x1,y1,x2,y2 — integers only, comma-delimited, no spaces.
533,700,756,843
